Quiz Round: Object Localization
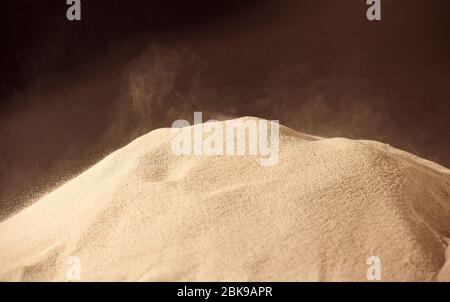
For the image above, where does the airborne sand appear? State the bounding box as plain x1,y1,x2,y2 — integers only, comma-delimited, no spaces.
0,118,449,281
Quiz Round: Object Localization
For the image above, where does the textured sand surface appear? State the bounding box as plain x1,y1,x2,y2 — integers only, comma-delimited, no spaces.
0,118,449,281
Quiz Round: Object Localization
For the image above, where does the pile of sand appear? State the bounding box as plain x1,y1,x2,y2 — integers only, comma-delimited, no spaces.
1,118,449,281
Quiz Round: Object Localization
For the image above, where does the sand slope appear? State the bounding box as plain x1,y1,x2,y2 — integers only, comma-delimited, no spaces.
1,117,449,281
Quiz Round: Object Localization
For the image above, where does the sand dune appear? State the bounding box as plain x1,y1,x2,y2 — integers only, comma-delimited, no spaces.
0,117,449,281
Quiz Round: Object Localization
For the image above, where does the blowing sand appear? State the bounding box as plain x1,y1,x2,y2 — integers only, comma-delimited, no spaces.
0,117,449,281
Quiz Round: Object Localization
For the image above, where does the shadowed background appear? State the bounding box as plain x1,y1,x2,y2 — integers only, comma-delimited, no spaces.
0,0,449,218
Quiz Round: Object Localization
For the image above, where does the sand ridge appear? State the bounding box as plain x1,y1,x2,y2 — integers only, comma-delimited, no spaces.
0,117,449,281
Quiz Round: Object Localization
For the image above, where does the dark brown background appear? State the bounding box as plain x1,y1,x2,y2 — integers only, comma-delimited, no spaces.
0,0,449,219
